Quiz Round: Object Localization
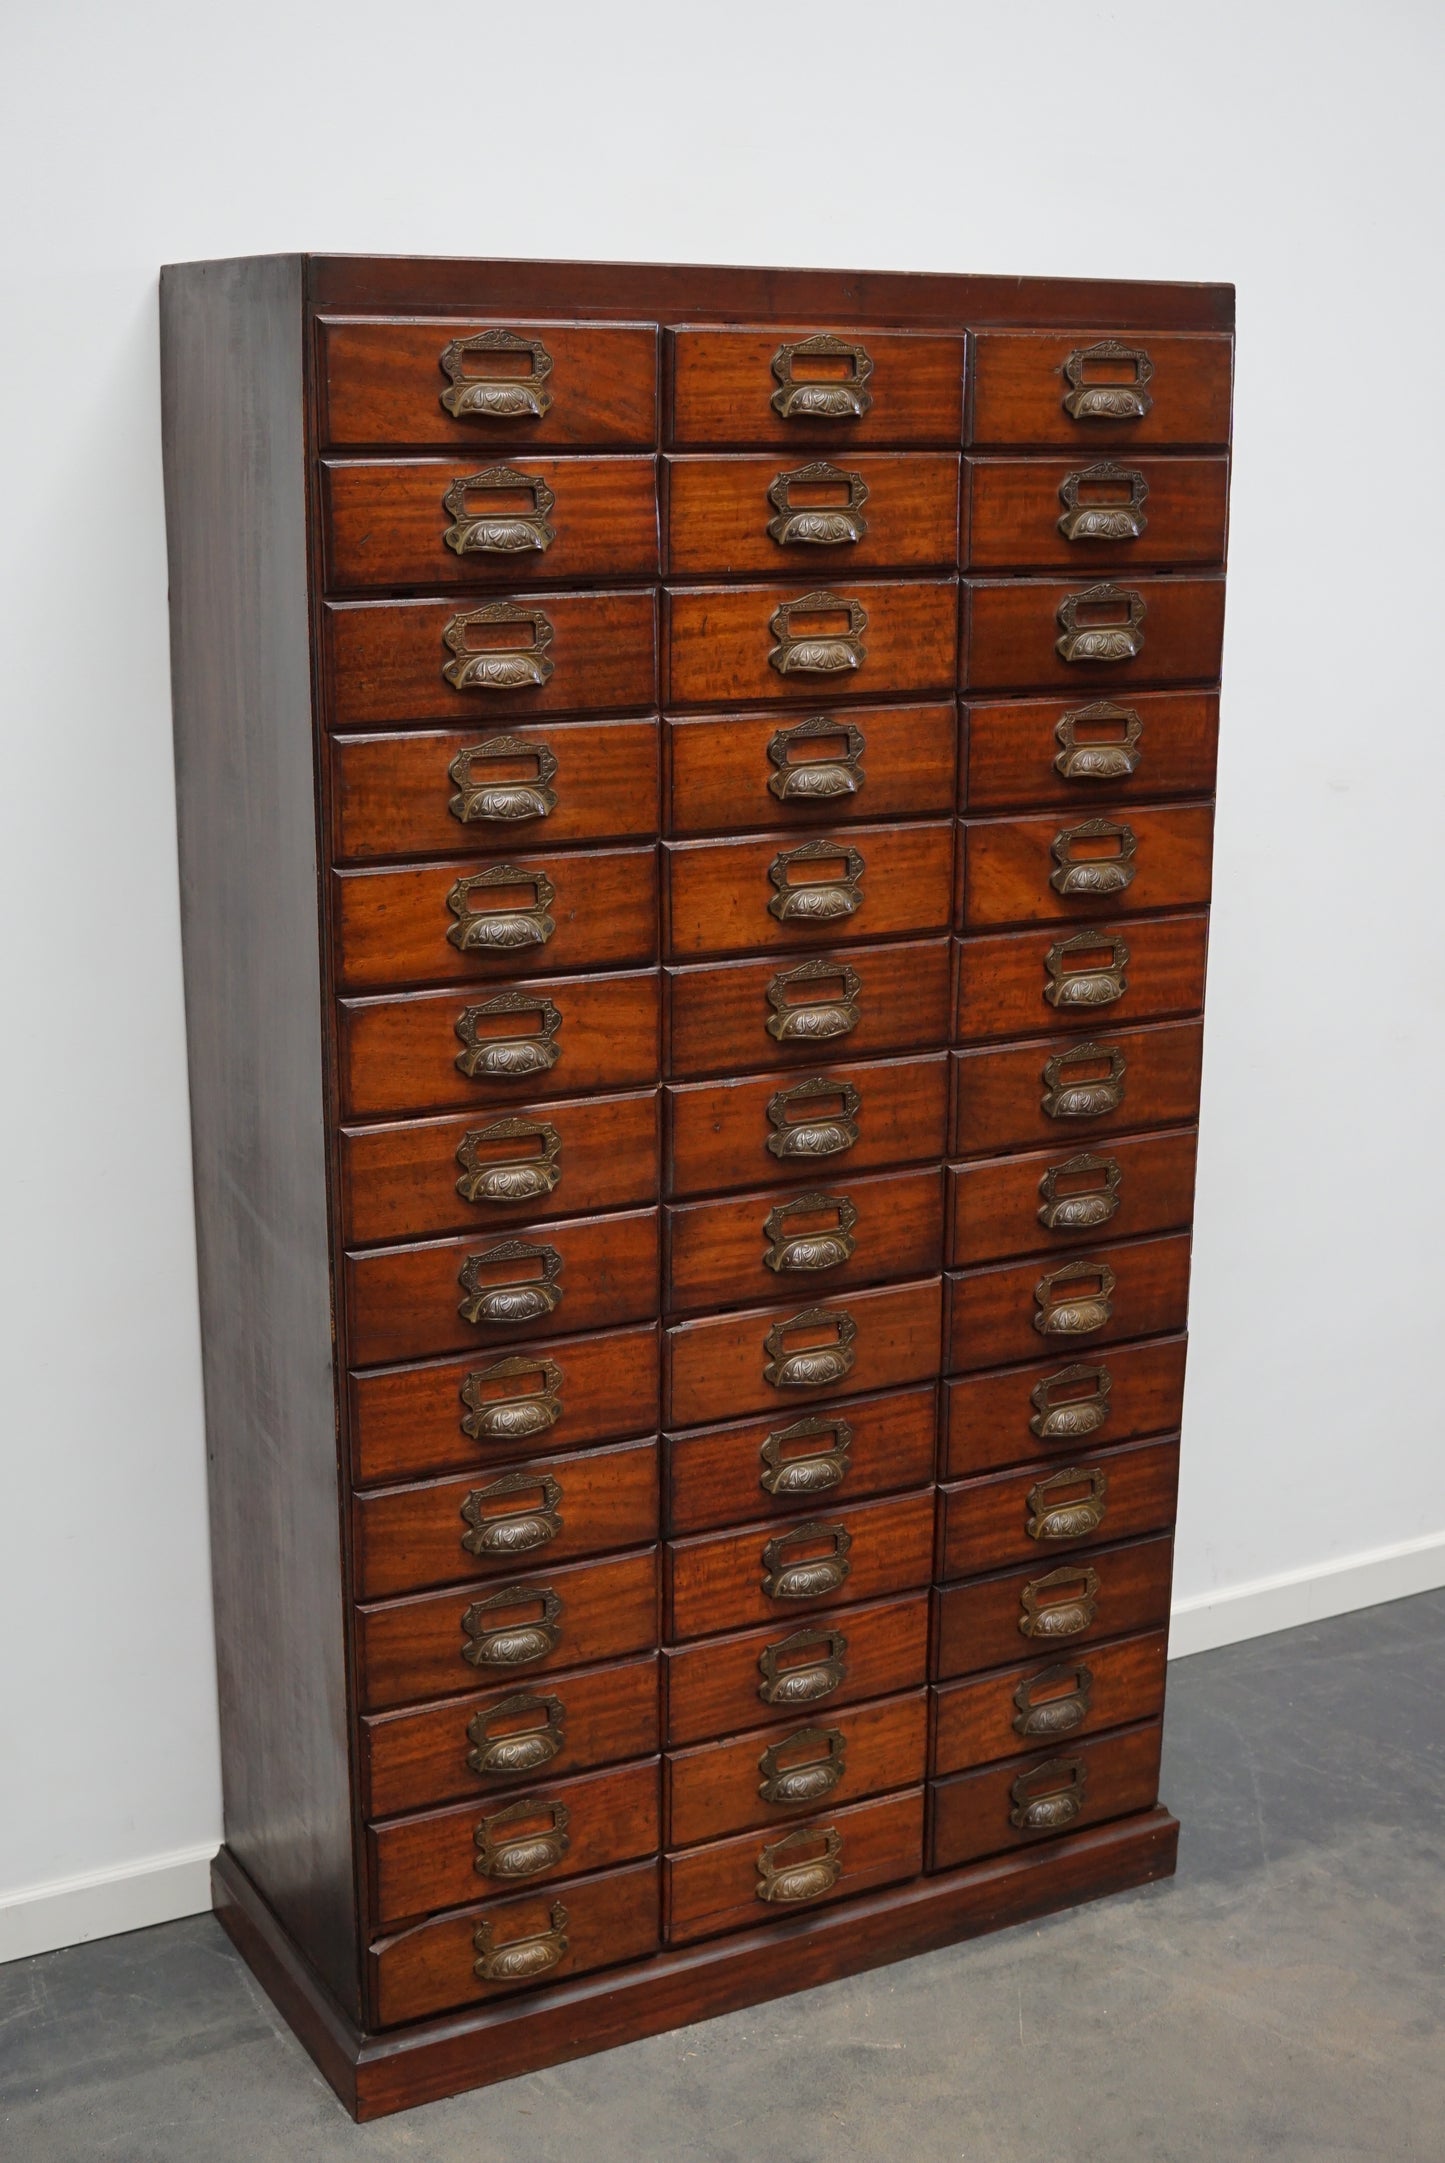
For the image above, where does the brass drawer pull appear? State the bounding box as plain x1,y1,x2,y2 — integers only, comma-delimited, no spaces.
446,863,556,954
1055,700,1143,783
1058,461,1149,543
1037,1151,1122,1233
758,1624,849,1706
1062,338,1154,423
449,735,559,825
1056,581,1146,665
763,1304,857,1390
771,332,874,420
1030,1360,1112,1444
473,1900,569,1984
764,1190,858,1274
769,838,865,925
758,1724,847,1806
443,601,555,692
462,1583,563,1668
1010,1756,1087,1833
1040,1040,1127,1119
767,1075,861,1162
474,1796,570,1880
461,1469,564,1558
461,1353,564,1444
1019,1565,1100,1641
767,715,867,803
443,464,556,557
1027,1464,1108,1542
1033,1259,1116,1338
1013,1661,1094,1741
756,1824,844,1903
766,959,862,1044
769,589,868,676
441,327,554,421
455,992,563,1082
456,1117,563,1206
1050,817,1137,898
466,1690,566,1778
767,460,870,547
1043,932,1130,1010
760,1413,853,1497
458,1237,564,1328
761,1518,853,1601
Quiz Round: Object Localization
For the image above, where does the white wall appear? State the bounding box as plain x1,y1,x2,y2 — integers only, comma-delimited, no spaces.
3,0,1443,1959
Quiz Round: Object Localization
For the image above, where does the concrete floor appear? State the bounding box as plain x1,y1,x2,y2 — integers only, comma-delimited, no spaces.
4,1590,1443,2163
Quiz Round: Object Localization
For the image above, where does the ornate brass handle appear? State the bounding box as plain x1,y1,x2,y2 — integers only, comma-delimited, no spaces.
458,1238,564,1328
1058,461,1149,543
443,601,555,691
1013,1661,1094,1741
1030,1361,1113,1444
763,1304,858,1390
1043,932,1130,1010
473,1900,569,1984
443,464,556,557
1055,700,1144,783
461,1469,564,1558
760,1413,853,1497
1050,817,1137,898
456,1117,563,1206
462,1583,564,1668
1033,1260,1116,1338
761,1519,853,1601
764,1190,858,1274
767,715,867,803
758,1624,849,1707
1019,1565,1100,1642
769,590,868,676
766,960,862,1044
1040,1040,1127,1119
771,333,875,419
441,327,555,421
449,735,558,825
1062,338,1154,423
1037,1151,1122,1233
768,838,865,925
466,1689,566,1778
1010,1755,1087,1833
758,1725,847,1806
767,1075,861,1162
756,1824,844,1903
1027,1464,1108,1542
446,864,556,955
461,1353,564,1447
474,1796,571,1881
767,460,870,546
1056,582,1146,665
455,991,563,1082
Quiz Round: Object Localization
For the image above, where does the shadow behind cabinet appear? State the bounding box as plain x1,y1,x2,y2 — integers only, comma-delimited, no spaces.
160,254,1230,2119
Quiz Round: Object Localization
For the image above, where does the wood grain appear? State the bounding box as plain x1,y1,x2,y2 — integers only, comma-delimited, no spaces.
959,803,1215,929
931,1631,1167,1775
668,937,953,1082
962,574,1225,694
665,453,959,574
666,1053,948,1200
967,330,1233,448
665,822,954,959
941,1333,1188,1480
667,700,957,837
669,329,964,446
664,1165,945,1315
961,691,1220,813
666,1692,928,1847
663,1593,931,1748
665,1384,939,1537
947,1127,1198,1267
950,1019,1205,1158
933,1533,1174,1679
938,1435,1180,1577
963,454,1229,571
667,580,958,706
665,1788,925,1946
929,1720,1163,1869
945,1228,1192,1374
665,1276,943,1428
954,912,1209,1044
667,1490,935,1639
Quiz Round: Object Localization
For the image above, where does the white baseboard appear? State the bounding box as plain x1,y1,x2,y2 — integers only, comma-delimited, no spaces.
1168,1527,1445,1659
0,1841,216,1965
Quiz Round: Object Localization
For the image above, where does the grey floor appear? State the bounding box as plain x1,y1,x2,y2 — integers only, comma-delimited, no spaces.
4,1591,1443,2163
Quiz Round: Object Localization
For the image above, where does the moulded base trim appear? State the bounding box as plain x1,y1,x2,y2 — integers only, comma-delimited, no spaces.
1168,1527,1445,1659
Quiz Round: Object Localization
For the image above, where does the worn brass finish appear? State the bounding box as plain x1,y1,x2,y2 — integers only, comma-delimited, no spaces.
1030,1361,1113,1444
759,1414,854,1497
761,1519,853,1601
454,991,563,1082
1033,1259,1116,1338
457,1237,564,1328
763,1190,859,1274
472,1900,570,1983
755,1824,844,1903
1062,339,1155,423
758,1725,847,1806
1058,460,1150,543
770,333,875,419
1026,1464,1109,1542
767,460,870,547
449,735,559,824
765,959,863,1044
1043,931,1130,1010
1018,1566,1100,1642
768,589,869,676
767,1074,862,1161
445,863,557,953
441,328,555,421
768,837,866,925
1054,700,1144,783
1012,1662,1095,1741
758,1625,850,1707
1040,1040,1127,1119
461,1583,564,1668
443,464,557,556
442,600,556,691
461,1352,565,1444
461,1469,564,1558
1050,817,1138,897
767,714,867,802
1056,581,1146,665
456,1117,563,1206
1037,1151,1122,1233
466,1690,567,1778
763,1304,858,1390
474,1796,571,1881
1009,1756,1087,1833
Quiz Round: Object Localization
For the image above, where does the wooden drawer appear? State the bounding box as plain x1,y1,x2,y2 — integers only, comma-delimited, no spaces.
665,1276,943,1428
931,1631,1168,1776
968,330,1233,449
318,318,659,450
962,574,1225,694
665,454,959,575
963,455,1228,572
358,1549,659,1713
665,1166,945,1316
665,1789,924,1946
959,804,1215,929
945,1229,1192,1375
332,719,661,862
947,1128,1198,1268
665,822,954,961
667,1490,935,1640
951,1020,1205,1158
339,968,661,1121
665,1384,938,1538
667,701,957,837
361,1651,661,1818
325,589,657,728
333,848,657,995
667,937,952,1083
666,1691,928,1847
666,580,958,707
955,912,1209,1044
933,1533,1174,1680
938,1435,1180,1579
372,1859,660,2028
353,1436,660,1600
664,1593,930,1747
667,1053,948,1200
929,1721,1163,1870
371,1757,660,1929
669,327,964,447
962,691,1220,813
942,1334,1188,1480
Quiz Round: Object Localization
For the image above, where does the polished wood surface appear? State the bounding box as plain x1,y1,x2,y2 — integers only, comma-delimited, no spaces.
667,700,957,835
664,1165,945,1314
954,911,1210,1043
664,1276,944,1428
963,454,1229,571
929,1720,1163,1869
665,1384,938,1536
931,1630,1168,1774
947,1127,1198,1267
666,1053,948,1199
944,1228,1193,1373
666,1691,928,1847
950,1019,1205,1158
668,330,964,447
933,1534,1175,1677
663,1593,931,1747
962,574,1226,694
665,1788,925,1946
666,580,958,706
666,937,953,1082
941,1334,1188,1479
961,691,1220,812
938,1435,1181,1576
967,330,1233,448
959,804,1215,928
666,454,959,575
667,1489,935,1639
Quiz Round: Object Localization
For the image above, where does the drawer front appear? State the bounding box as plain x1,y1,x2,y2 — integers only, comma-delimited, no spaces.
666,1690,928,1847
666,454,959,576
945,1229,1192,1374
968,330,1233,449
361,1651,661,1817
351,1322,660,1487
931,1631,1167,1776
665,1384,938,1537
665,1276,943,1428
670,328,964,447
942,1334,1188,1480
955,912,1209,1044
960,804,1215,929
948,1128,1199,1269
371,1757,661,1929
933,1533,1174,1680
962,574,1225,694
665,822,954,960
332,719,661,862
667,1490,935,1640
667,580,958,707
667,701,957,836
664,1593,930,1747
667,1053,948,1200
951,1020,1205,1158
371,1859,660,2028
339,969,661,1120
929,1720,1163,1870
665,1166,945,1316
358,1548,659,1713
326,589,657,727
963,455,1229,572
938,1435,1180,1578
334,848,658,994
340,1088,660,1246
353,1436,660,1600
318,318,659,450
668,937,952,1083
347,1206,660,1368
665,1788,924,1946
962,692,1220,813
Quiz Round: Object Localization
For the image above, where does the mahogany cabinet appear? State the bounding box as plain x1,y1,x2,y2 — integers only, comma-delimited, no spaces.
161,253,1230,2120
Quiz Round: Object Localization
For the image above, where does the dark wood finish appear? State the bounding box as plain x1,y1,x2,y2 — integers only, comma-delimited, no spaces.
961,692,1220,813
951,1019,1205,1158
665,454,959,575
929,1720,1163,1870
667,937,952,1082
667,700,957,836
955,912,1209,1044
963,455,1229,571
665,1384,938,1536
667,1053,948,1199
942,1334,1189,1479
947,1127,1198,1267
667,1490,935,1639
945,1229,1193,1374
667,1692,928,1846
938,1435,1180,1576
959,804,1215,928
967,330,1233,448
962,574,1226,694
665,822,954,959
669,329,964,446
666,580,958,706
665,1788,925,1945
933,1534,1174,1679
664,1593,930,1747
664,1166,944,1315
665,1276,944,1428
931,1630,1167,1775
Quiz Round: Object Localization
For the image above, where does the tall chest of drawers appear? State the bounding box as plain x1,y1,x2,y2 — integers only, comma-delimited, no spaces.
160,254,1231,2118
